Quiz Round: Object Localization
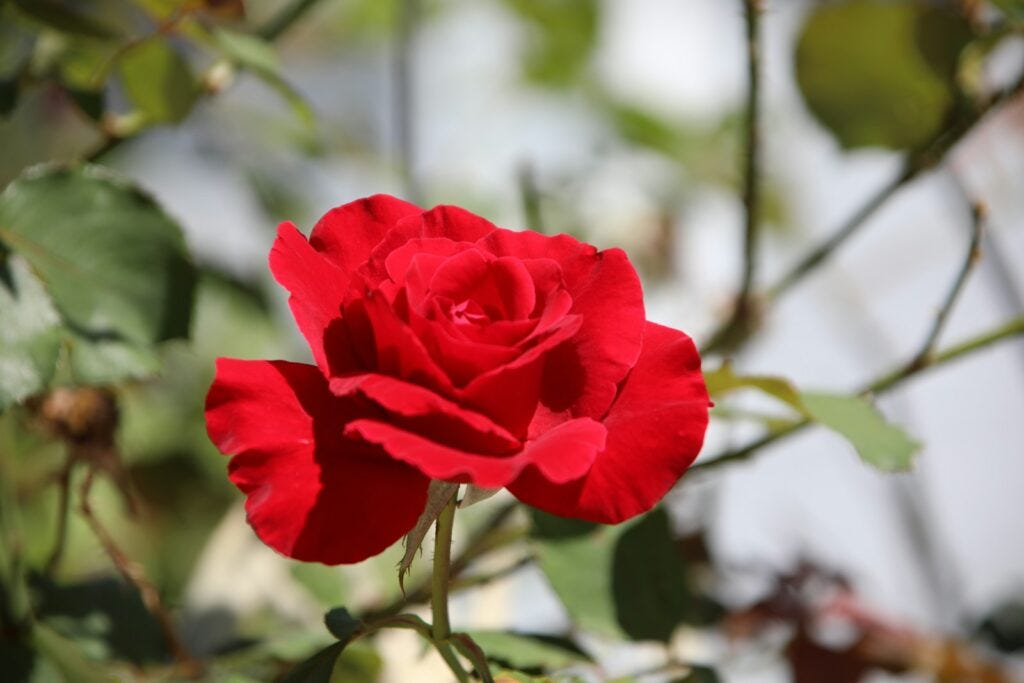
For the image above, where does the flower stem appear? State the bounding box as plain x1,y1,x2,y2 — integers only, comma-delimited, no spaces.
431,488,469,681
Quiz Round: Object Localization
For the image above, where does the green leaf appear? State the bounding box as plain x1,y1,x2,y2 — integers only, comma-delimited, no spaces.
494,671,551,683
675,666,721,683
0,164,196,348
529,508,597,540
117,38,198,124
533,523,623,638
212,28,315,130
991,0,1024,24
465,631,587,672
612,508,688,642
63,329,163,385
800,392,920,471
12,0,120,40
703,361,805,412
795,0,969,150
280,642,344,683
505,0,598,86
0,254,61,409
32,622,115,683
291,564,346,607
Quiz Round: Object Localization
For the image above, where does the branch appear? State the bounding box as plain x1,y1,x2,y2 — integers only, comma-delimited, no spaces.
904,202,984,374
702,72,1024,355
737,0,763,318
78,469,202,678
692,315,1024,472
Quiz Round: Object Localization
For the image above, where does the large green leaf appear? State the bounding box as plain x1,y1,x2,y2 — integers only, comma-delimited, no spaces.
795,0,970,150
0,164,196,349
533,523,623,638
800,392,920,472
612,508,689,642
0,254,61,409
117,38,198,124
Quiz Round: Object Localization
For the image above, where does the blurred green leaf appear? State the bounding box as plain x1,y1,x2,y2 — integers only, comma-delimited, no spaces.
0,164,196,349
64,330,163,385
12,0,120,40
795,0,969,150
32,622,115,683
977,595,1024,653
330,643,382,683
529,508,597,540
704,361,804,412
280,641,343,683
533,523,623,638
800,392,920,471
612,508,688,642
494,671,551,683
466,631,587,672
117,38,198,124
212,28,315,130
292,564,346,607
506,0,597,86
991,0,1024,23
675,666,721,683
0,254,61,409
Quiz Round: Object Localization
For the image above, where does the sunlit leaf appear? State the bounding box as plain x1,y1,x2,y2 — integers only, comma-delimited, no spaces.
0,164,195,347
0,255,61,409
704,361,804,412
800,392,920,471
117,38,198,124
795,0,970,150
612,508,688,642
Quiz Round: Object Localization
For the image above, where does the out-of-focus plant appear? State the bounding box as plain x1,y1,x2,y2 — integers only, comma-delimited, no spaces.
2,0,1024,682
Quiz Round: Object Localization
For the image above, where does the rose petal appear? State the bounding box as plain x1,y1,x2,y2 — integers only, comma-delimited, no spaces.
269,223,360,375
508,322,709,524
329,373,521,453
309,194,422,277
205,359,429,564
345,416,605,488
460,314,583,436
480,229,645,419
364,205,499,285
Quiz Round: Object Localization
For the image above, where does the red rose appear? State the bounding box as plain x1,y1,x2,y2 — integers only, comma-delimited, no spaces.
205,195,709,564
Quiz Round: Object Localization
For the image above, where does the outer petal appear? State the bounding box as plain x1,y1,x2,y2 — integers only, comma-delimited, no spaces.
205,358,429,564
479,229,645,419
508,322,709,524
329,373,521,453
269,223,361,375
309,194,423,277
345,417,606,488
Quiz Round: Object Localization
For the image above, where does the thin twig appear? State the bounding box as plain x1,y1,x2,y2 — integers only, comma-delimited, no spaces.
692,315,1024,472
78,469,202,678
702,72,1024,355
737,0,763,317
905,203,985,373
43,461,73,574
395,0,421,204
518,162,545,234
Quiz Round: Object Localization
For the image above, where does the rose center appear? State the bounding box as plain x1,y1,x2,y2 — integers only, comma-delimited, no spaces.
448,299,490,326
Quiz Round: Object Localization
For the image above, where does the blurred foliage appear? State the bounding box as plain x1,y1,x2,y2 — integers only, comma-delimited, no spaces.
1,0,1022,681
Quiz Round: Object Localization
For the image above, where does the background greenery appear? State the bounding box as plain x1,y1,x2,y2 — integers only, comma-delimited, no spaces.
1,0,1023,681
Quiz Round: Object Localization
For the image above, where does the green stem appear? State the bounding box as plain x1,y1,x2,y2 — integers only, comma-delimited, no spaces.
693,315,1024,472
258,0,325,41
431,490,469,681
